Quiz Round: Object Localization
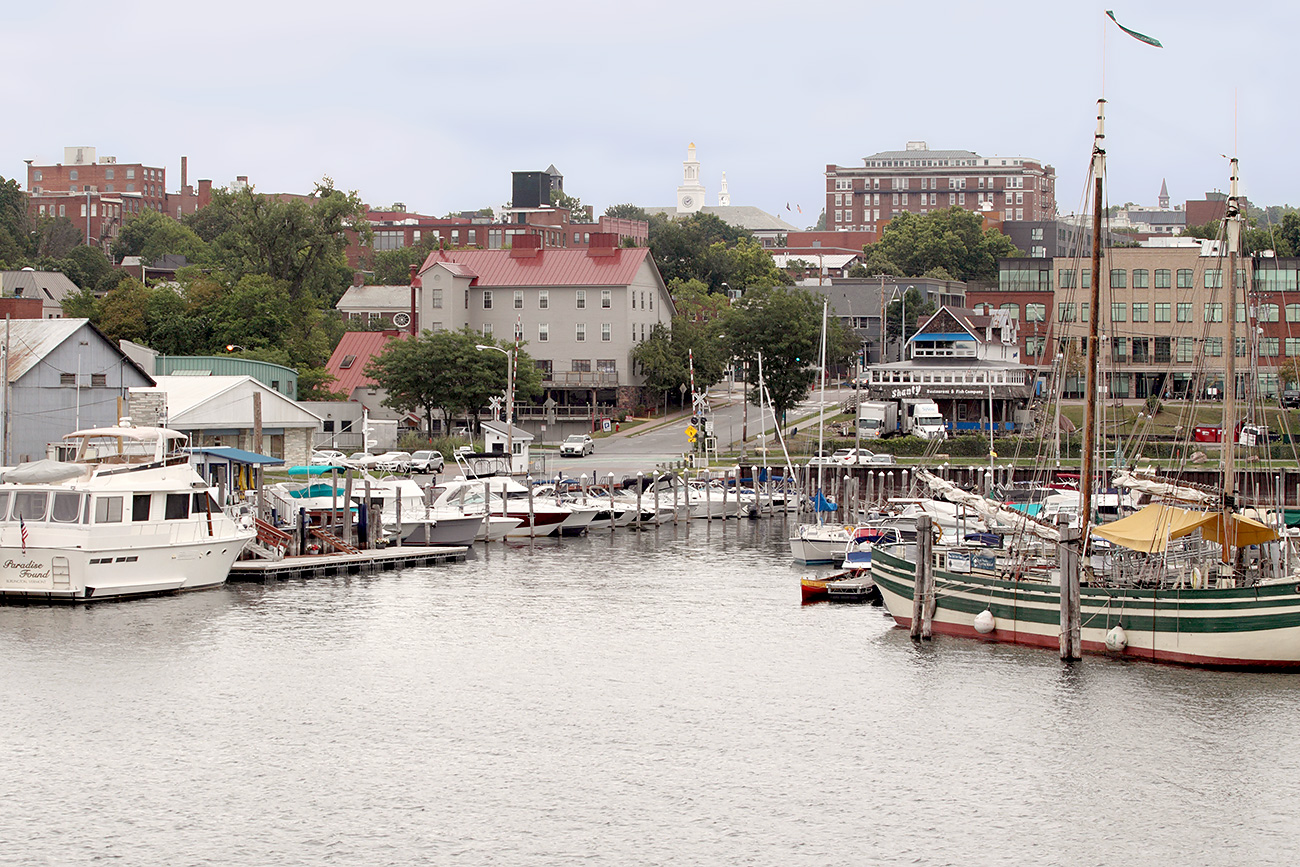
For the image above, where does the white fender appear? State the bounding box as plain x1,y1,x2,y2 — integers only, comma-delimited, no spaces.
1106,624,1128,651
973,608,996,634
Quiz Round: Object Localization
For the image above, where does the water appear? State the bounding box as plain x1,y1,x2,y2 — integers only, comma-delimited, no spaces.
4,519,1300,866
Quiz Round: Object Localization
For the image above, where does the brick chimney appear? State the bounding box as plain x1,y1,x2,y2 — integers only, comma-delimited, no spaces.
509,233,544,259
181,156,188,190
587,232,618,257
198,179,213,209
408,264,421,335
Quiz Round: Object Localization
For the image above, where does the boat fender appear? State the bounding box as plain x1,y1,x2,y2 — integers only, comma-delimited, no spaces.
844,526,855,536
1191,567,1202,590
973,609,995,634
1105,625,1128,652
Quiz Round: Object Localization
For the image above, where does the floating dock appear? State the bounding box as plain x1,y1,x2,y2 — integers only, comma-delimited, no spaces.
229,545,468,582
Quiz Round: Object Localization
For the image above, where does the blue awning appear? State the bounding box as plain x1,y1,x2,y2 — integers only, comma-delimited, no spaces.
186,446,285,466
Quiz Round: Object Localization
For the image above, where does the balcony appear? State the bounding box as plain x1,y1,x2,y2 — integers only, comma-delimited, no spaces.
544,371,619,387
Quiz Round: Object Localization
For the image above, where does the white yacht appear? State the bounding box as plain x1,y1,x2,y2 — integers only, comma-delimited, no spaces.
0,422,254,602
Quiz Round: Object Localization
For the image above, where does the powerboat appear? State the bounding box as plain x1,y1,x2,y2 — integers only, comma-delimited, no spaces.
0,421,254,602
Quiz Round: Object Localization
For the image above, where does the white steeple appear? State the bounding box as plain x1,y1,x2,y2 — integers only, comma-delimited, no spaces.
676,142,706,213
718,172,730,207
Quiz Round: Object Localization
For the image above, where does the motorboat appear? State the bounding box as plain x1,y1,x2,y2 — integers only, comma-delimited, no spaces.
0,421,254,602
433,477,569,537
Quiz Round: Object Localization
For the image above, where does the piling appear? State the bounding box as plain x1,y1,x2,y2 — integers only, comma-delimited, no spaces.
527,479,535,539
1058,526,1082,661
636,472,644,528
912,513,935,640
395,494,402,548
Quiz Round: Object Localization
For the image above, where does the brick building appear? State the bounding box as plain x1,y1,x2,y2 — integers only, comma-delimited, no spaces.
825,141,1056,234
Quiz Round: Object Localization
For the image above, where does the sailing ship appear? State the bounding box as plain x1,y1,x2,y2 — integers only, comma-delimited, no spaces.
874,100,1300,668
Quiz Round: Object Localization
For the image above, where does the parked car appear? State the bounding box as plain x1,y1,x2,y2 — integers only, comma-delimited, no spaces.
311,449,346,465
374,451,413,473
410,450,445,473
834,447,897,466
806,450,838,467
348,451,381,468
1283,389,1300,408
560,434,595,457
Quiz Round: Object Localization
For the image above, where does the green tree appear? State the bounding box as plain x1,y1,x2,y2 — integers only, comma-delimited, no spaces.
62,244,118,290
648,211,751,288
365,238,435,285
110,209,208,263
34,216,81,259
551,189,587,220
864,207,1019,281
723,285,853,420
604,203,649,222
884,285,936,355
0,175,33,266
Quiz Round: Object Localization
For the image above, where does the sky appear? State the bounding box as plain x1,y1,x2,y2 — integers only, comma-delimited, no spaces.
5,1,1296,226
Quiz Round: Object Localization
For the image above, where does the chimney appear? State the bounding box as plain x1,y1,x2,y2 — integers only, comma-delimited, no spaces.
353,272,365,287
181,156,188,190
509,233,544,259
198,179,213,208
408,264,421,335
587,232,618,257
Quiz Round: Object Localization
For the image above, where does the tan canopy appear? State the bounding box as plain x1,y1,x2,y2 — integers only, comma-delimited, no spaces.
1093,503,1278,554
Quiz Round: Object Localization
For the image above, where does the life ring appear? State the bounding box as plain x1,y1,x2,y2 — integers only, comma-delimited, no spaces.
844,525,856,536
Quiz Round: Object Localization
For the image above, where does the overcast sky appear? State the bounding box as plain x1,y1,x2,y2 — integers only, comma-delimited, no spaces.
5,1,1294,226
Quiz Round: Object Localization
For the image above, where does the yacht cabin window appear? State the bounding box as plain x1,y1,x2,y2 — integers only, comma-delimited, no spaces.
51,493,81,523
133,494,151,522
96,497,124,523
0,492,8,519
13,491,48,522
165,493,190,520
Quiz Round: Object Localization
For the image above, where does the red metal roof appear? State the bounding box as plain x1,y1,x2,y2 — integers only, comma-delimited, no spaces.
418,247,651,288
325,330,409,396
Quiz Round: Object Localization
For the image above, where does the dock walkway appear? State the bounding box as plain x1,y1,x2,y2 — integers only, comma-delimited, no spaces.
229,545,468,582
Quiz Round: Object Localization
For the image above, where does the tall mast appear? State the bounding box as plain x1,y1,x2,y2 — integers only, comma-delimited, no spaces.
1222,158,1242,561
815,298,828,511
1080,99,1106,544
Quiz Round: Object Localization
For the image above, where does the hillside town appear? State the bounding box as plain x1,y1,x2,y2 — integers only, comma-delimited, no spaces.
2,137,1296,461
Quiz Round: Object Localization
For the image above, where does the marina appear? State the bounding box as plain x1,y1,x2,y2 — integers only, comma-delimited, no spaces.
4,522,1299,866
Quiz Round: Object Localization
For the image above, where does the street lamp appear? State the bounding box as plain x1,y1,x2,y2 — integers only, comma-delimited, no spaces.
225,344,246,353
476,343,515,470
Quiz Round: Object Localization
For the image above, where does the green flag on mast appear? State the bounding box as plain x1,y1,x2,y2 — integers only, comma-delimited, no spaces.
1106,11,1163,47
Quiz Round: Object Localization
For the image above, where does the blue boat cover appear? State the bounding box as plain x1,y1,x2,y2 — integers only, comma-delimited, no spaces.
812,491,838,513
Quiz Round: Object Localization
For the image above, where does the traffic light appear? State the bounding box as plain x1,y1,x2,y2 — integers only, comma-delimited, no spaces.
691,416,699,427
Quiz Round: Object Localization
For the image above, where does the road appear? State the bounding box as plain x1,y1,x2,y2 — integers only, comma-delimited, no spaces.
544,382,856,482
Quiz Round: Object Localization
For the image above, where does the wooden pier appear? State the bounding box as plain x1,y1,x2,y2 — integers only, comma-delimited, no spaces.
229,545,468,582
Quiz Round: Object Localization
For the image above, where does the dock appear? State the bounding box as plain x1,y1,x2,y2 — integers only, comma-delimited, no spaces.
229,545,468,582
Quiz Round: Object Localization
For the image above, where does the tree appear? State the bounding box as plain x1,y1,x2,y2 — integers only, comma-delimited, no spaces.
0,175,33,266
110,209,208,263
551,189,588,220
605,203,649,222
723,285,853,420
62,244,119,291
34,217,81,259
365,239,435,285
884,285,937,356
199,178,370,304
864,207,1019,281
648,211,752,288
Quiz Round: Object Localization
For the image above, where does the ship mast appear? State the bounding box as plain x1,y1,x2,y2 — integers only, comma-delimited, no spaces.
1080,99,1106,546
1221,158,1242,562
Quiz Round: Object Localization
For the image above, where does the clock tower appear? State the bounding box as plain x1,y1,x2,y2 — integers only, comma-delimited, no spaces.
676,143,706,213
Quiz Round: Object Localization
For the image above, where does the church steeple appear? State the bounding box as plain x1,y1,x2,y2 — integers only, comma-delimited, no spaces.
1158,178,1169,210
676,142,706,213
718,172,730,207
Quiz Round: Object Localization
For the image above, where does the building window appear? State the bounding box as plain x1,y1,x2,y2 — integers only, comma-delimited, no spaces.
1176,302,1192,322
536,359,553,381
1058,303,1076,322
1154,269,1171,289
126,168,135,179
1205,338,1222,357
571,359,591,373
1000,302,1019,320
601,289,611,309
1204,269,1222,288
538,323,549,342
1025,303,1046,322
483,290,492,309
1059,269,1075,289
1154,337,1171,363
514,290,523,309
431,288,443,309
1237,303,1246,322
576,290,586,309
60,372,75,385
1236,337,1249,357
1132,302,1148,322
1132,338,1149,362
1026,335,1046,357
1154,302,1171,322
1260,303,1280,322
1176,269,1193,289
1287,338,1300,357
1287,304,1300,323
1204,303,1223,322
91,373,106,387
1260,337,1280,357
601,323,611,341
539,290,548,309
1110,269,1126,289
1132,268,1148,288
1111,302,1126,322
576,323,586,342
1176,337,1195,363
59,205,66,217
1112,337,1127,362
482,323,493,339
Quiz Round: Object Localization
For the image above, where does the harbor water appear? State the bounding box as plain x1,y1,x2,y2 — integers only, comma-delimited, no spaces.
4,518,1300,866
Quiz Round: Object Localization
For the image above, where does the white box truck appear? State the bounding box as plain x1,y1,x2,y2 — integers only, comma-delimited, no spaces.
857,401,899,439
900,398,947,440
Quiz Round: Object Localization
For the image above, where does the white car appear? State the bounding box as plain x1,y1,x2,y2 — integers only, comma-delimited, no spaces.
311,449,346,465
374,451,413,473
348,451,382,469
410,450,445,473
835,447,897,466
560,434,595,457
